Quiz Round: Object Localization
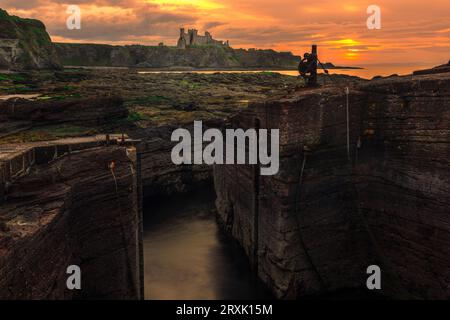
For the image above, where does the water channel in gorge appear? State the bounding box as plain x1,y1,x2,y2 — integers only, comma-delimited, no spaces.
143,188,273,300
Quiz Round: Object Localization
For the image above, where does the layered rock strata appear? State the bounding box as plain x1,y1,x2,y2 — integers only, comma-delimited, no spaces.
0,96,127,127
0,9,61,70
134,123,221,197
214,72,450,299
0,138,142,299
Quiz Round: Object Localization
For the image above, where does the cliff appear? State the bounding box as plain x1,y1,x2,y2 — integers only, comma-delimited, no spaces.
0,138,142,299
214,72,450,299
0,8,299,70
54,43,300,69
0,9,61,70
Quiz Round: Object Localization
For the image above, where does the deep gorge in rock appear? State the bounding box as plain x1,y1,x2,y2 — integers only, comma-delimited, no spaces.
1,70,449,300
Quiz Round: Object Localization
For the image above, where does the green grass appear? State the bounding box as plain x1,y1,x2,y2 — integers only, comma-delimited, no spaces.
36,96,52,100
127,112,143,122
180,79,201,90
54,85,76,92
0,73,27,82
127,111,152,122
0,73,37,94
10,74,27,82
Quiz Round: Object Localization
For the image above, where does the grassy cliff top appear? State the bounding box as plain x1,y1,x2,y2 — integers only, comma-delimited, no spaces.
0,8,61,70
0,8,50,44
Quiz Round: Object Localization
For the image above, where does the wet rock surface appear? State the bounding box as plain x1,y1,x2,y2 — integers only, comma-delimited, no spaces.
0,96,127,126
0,69,361,144
214,72,450,299
0,70,307,143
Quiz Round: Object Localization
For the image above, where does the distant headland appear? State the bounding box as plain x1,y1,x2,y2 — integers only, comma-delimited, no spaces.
0,9,360,71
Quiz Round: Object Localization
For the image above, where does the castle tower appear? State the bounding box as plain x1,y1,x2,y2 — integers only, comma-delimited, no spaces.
177,28,187,49
188,29,200,45
177,28,228,49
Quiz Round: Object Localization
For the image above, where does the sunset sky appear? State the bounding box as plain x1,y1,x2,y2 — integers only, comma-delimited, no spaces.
1,0,449,67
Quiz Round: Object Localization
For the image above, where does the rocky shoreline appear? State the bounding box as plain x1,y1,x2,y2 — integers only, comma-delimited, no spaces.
0,68,362,144
1,60,449,299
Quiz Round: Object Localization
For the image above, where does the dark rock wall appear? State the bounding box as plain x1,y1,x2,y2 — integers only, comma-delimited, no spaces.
214,73,450,299
140,136,211,197
355,74,450,299
0,96,127,126
0,146,141,299
132,122,223,198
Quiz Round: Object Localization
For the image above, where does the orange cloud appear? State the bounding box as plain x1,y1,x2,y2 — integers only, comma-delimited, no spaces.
148,0,224,10
1,0,449,68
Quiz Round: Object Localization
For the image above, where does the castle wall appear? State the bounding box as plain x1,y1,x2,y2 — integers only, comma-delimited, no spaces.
177,29,227,48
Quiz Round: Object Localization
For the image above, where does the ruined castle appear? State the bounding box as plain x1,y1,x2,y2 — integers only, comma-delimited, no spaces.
177,28,229,49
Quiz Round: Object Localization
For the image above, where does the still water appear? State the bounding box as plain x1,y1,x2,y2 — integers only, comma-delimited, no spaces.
143,188,272,300
138,64,430,79
67,64,432,79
